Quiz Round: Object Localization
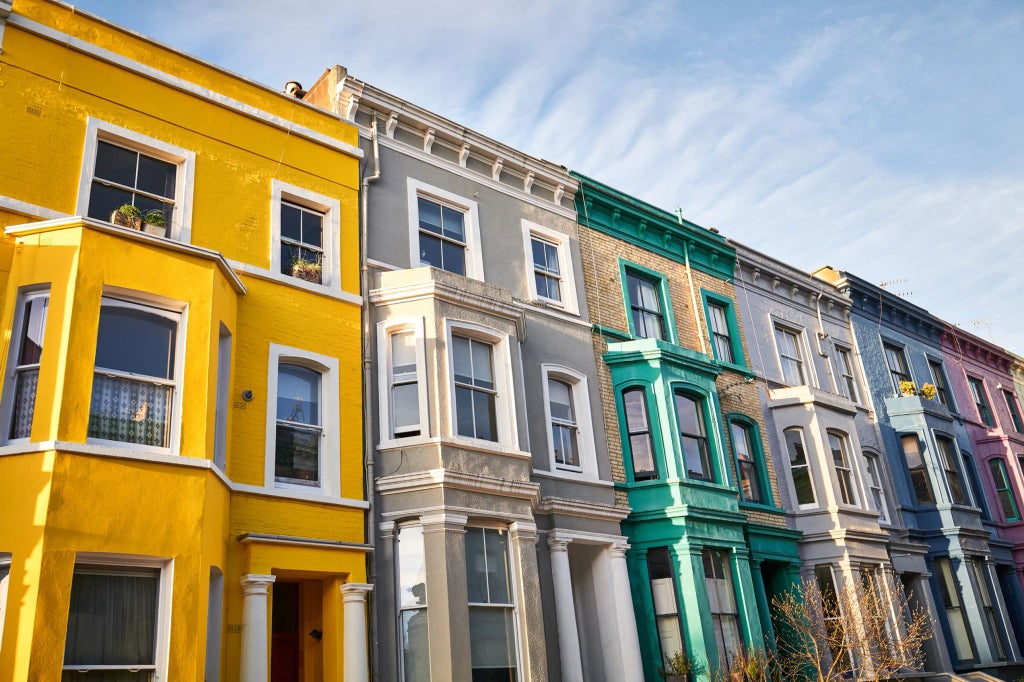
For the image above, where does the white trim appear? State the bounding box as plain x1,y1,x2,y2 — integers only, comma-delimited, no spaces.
270,180,342,289
521,220,578,316
377,316,429,442
227,260,360,304
771,318,815,388
264,343,341,497
530,468,613,487
784,426,819,510
230,482,368,509
539,365,597,478
0,195,68,221
445,320,519,451
76,117,196,243
68,552,173,682
9,15,361,160
358,121,577,218
1,287,49,445
407,178,484,280
86,293,187,455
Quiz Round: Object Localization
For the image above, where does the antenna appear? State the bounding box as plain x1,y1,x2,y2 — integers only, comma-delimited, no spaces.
955,317,999,342
878,277,909,288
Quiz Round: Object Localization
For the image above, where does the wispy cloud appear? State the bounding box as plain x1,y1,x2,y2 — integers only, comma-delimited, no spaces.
74,0,1024,351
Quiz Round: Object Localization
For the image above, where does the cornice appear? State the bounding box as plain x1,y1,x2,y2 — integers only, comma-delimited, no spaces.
733,242,850,323
603,338,721,377
573,172,735,281
535,497,632,522
823,268,945,343
940,324,1013,373
376,468,541,503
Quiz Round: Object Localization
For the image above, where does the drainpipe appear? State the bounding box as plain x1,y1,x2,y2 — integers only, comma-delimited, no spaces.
361,115,381,681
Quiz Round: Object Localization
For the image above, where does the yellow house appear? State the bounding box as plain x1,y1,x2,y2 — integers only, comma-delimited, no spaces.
0,1,368,680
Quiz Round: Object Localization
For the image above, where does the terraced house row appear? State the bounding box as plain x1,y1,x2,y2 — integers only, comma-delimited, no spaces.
1,2,1024,681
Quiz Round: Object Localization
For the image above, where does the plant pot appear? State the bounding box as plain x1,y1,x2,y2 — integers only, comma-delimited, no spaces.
110,210,141,230
291,264,322,284
142,222,166,237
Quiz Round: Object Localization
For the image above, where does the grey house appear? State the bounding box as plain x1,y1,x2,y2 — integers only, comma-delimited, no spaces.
306,67,642,682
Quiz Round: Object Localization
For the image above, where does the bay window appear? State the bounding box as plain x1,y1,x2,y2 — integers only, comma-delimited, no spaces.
675,391,713,481
4,290,48,441
398,525,430,682
465,527,518,682
87,298,180,450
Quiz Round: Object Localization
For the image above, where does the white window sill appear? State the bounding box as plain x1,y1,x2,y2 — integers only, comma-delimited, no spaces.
531,468,613,487
228,260,361,305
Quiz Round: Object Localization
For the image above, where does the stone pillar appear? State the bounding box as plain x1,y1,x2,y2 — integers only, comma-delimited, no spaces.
510,521,548,681
609,543,645,681
547,534,584,682
421,513,470,681
240,574,275,682
341,583,372,682
375,521,398,682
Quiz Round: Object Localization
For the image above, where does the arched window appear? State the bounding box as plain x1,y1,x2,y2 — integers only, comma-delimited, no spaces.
785,427,816,506
623,388,657,481
729,418,767,504
675,390,713,482
827,431,858,506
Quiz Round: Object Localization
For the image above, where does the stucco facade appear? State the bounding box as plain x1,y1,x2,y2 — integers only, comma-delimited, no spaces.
817,266,1022,677
0,3,368,681
304,67,643,682
574,175,801,681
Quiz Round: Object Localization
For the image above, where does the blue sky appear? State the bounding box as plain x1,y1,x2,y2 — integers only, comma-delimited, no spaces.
70,0,1024,352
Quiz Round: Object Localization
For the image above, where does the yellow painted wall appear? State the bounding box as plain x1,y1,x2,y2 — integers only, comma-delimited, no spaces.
0,1,365,680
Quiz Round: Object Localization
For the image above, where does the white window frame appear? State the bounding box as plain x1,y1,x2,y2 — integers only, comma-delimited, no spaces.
86,290,187,455
395,523,429,682
827,430,860,507
377,317,430,446
264,344,340,497
863,450,891,524
773,322,809,386
521,221,578,315
76,117,196,243
407,179,484,280
1,287,50,444
785,426,818,509
464,525,522,682
540,365,598,477
270,180,342,289
832,344,860,403
63,552,173,682
445,320,518,450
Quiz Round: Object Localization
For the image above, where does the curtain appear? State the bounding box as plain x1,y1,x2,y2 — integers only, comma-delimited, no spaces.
87,375,171,448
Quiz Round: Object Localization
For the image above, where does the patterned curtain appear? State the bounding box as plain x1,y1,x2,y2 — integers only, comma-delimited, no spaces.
87,374,171,448
9,368,39,439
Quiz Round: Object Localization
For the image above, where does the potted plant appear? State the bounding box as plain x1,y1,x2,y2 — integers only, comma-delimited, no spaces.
110,203,142,230
662,650,702,682
141,209,166,237
291,257,322,284
899,380,917,397
920,383,938,401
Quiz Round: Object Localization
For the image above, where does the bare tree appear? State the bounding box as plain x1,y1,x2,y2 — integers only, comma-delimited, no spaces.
769,570,933,682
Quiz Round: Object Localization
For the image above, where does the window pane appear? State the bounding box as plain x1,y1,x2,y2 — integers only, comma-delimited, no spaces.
94,141,137,187
401,609,431,682
531,238,546,270
398,526,427,608
456,386,476,438
483,529,512,604
441,205,465,241
281,203,302,241
391,333,417,379
472,390,497,442
88,375,172,447
471,341,494,389
136,154,176,199
17,297,48,366
64,567,159,667
275,423,319,483
277,365,320,426
10,368,40,440
94,304,176,380
419,233,443,268
417,197,443,235
393,384,420,432
87,183,134,221
624,389,648,432
674,393,701,435
548,380,573,422
300,209,323,248
452,336,473,384
465,528,488,603
441,240,466,275
468,607,518,677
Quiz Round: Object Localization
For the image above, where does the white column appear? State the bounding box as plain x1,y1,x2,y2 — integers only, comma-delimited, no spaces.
609,543,644,680
239,574,275,682
548,534,584,682
341,582,373,682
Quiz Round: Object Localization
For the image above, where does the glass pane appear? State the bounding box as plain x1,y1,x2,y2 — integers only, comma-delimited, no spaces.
472,390,497,441
10,368,39,440
277,365,320,426
456,387,476,438
548,380,573,422
740,460,763,502
465,528,488,603
94,304,176,380
731,423,751,461
398,526,427,607
675,393,701,435
94,141,137,187
637,278,660,312
136,154,176,199
391,333,417,379
417,197,443,235
62,671,153,681
88,183,133,221
18,297,48,365
64,567,159,666
441,205,465,241
786,430,807,466
281,203,302,241
682,436,709,479
792,466,814,505
471,341,493,389
275,423,320,483
401,609,431,682
300,209,323,248
419,233,443,268
630,435,655,476
624,389,648,431
393,384,419,431
552,424,578,467
484,530,512,604
88,374,171,448
441,240,466,275
452,336,473,385
531,238,546,269
468,607,517,673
